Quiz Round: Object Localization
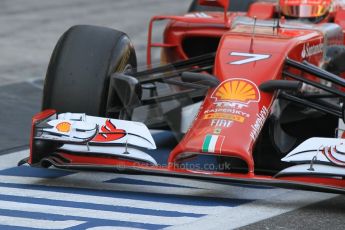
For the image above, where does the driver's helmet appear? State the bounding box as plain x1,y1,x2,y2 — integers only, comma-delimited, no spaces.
280,0,332,18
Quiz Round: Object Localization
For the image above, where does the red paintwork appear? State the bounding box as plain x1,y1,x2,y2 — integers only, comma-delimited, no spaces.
280,0,332,6
29,0,345,192
29,109,345,191
199,0,229,8
248,2,276,19
169,28,325,172
199,0,229,25
59,153,144,167
335,8,345,42
148,0,345,189
147,15,230,65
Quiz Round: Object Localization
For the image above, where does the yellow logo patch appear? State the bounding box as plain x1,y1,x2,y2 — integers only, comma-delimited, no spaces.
56,122,71,133
211,79,260,104
203,113,245,123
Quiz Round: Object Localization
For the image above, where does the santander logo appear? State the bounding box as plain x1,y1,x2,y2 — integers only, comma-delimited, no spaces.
301,43,323,59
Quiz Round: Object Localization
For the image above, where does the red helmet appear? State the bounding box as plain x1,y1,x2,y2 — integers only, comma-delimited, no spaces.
280,0,332,18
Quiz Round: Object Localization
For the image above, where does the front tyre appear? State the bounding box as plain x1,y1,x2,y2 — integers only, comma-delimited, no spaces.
42,25,137,116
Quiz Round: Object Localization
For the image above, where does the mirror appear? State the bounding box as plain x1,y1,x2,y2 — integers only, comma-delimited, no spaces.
198,0,229,9
198,0,230,26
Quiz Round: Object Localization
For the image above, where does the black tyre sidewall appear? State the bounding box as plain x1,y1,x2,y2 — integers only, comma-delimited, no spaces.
42,25,136,116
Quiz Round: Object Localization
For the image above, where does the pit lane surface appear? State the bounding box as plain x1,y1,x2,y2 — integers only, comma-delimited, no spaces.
0,1,344,229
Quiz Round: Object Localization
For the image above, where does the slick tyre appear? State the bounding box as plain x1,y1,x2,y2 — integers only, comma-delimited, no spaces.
188,0,257,12
42,25,137,116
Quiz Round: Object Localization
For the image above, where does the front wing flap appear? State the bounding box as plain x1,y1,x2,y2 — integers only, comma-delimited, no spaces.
20,110,345,195
24,110,157,166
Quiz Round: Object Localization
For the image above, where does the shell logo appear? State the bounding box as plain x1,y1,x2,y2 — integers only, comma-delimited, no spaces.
211,78,260,104
56,122,71,133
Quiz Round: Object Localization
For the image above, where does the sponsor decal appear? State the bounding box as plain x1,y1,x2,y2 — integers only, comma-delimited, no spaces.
214,128,222,135
93,119,126,142
204,113,245,123
323,145,345,167
228,52,270,65
204,107,250,117
301,43,323,59
210,119,232,128
202,134,225,153
211,78,260,105
204,79,260,124
56,122,71,133
213,101,249,109
250,106,269,141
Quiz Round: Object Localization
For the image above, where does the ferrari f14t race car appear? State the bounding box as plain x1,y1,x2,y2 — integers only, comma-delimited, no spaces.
20,0,345,194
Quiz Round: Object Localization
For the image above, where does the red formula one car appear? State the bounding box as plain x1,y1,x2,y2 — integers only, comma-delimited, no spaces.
20,0,345,194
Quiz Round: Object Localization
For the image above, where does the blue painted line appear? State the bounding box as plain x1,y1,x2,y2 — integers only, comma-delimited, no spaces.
105,177,197,189
0,225,35,230
0,166,74,178
0,182,253,207
66,222,149,230
0,209,169,230
216,181,275,189
0,194,203,218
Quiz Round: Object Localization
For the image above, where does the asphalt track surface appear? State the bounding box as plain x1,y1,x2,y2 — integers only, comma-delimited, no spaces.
0,1,344,229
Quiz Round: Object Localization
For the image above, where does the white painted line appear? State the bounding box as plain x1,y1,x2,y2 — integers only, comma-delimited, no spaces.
0,77,43,87
53,172,208,196
0,150,28,170
2,149,340,230
0,148,285,201
0,200,197,226
166,190,337,230
0,174,217,198
0,215,84,229
87,227,143,230
0,186,217,215
0,150,319,201
0,172,294,204
113,174,281,200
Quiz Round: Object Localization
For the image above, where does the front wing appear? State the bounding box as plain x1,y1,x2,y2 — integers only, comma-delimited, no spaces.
18,109,345,195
